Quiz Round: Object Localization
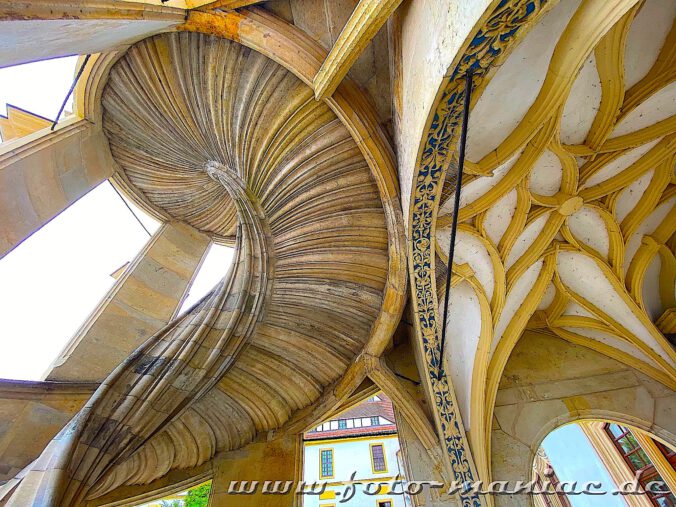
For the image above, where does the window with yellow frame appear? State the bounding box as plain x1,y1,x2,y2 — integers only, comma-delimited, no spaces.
377,499,393,507
370,442,388,473
319,448,334,479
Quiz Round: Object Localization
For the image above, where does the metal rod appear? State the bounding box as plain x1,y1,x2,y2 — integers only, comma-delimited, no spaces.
111,183,152,237
51,54,91,130
438,71,473,379
394,372,421,386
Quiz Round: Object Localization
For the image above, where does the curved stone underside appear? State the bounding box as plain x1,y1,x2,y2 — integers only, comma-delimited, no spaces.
98,31,390,493
3,32,394,505
433,0,675,471
103,30,380,241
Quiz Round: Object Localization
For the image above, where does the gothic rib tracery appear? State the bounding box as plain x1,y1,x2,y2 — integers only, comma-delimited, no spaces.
429,0,675,483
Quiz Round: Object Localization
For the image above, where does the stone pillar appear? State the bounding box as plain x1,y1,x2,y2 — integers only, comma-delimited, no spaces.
396,415,459,507
209,434,300,507
45,221,211,382
0,119,113,259
633,431,676,495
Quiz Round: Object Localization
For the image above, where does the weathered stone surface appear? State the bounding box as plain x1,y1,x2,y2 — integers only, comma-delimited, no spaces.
0,380,96,485
0,120,113,259
45,221,211,382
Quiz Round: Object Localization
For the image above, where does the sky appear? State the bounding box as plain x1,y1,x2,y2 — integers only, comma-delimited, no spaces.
0,55,78,123
178,243,234,314
0,57,232,380
0,182,159,380
542,423,627,507
0,181,232,381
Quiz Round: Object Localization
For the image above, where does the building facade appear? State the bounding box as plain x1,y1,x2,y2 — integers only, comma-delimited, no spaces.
303,395,408,507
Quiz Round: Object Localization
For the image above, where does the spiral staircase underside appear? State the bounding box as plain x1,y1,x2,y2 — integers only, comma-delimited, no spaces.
1,30,400,505
96,31,392,494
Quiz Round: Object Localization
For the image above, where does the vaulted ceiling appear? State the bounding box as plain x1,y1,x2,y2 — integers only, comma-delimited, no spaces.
434,0,675,478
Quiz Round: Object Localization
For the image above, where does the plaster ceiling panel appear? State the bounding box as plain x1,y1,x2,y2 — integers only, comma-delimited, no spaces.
580,138,661,189
505,212,550,269
614,168,655,223
560,54,602,145
530,149,563,196
563,327,655,366
438,228,495,300
563,300,596,319
623,0,676,89
537,282,556,310
624,196,674,272
441,152,519,214
557,250,672,367
466,0,582,161
610,82,676,138
567,206,610,258
483,189,519,248
442,280,483,429
492,260,544,356
642,253,663,321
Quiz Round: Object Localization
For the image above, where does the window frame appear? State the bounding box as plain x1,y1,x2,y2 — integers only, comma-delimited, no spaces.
370,442,388,474
319,447,335,479
377,499,393,507
604,424,676,507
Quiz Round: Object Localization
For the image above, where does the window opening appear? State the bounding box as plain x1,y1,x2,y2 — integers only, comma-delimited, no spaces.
0,181,158,380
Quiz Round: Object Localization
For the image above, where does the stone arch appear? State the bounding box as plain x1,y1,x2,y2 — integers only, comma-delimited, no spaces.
490,331,675,507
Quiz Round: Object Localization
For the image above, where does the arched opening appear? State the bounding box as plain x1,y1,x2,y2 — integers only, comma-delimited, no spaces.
535,420,675,507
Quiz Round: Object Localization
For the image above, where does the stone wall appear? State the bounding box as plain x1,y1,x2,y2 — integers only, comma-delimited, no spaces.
491,331,676,507
392,0,491,230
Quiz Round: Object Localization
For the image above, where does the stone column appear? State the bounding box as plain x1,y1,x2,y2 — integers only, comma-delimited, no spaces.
0,119,113,259
45,221,211,382
633,430,676,495
209,434,300,507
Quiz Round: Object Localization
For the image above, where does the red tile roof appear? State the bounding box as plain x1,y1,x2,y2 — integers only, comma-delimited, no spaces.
335,394,395,421
304,424,397,441
304,394,398,441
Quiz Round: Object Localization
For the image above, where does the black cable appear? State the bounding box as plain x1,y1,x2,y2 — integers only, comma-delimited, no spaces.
438,71,473,379
111,184,152,237
394,372,421,386
51,54,91,130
